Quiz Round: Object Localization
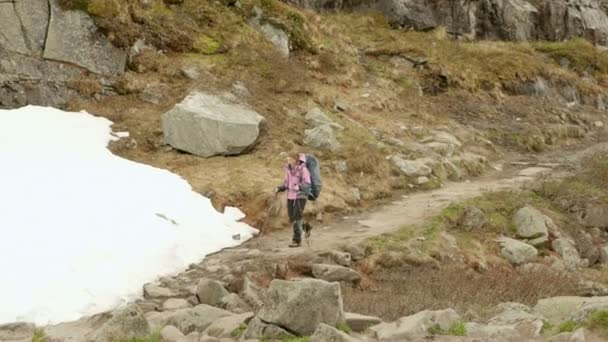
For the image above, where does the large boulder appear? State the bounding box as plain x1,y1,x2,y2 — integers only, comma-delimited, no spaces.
498,237,538,265
160,325,187,342
203,312,253,339
242,316,294,340
249,7,290,57
390,155,433,177
219,293,251,314
552,238,584,269
86,304,150,342
162,92,266,157
459,206,487,231
258,278,346,335
304,124,341,151
44,0,126,75
306,108,344,130
196,278,230,307
240,276,266,311
345,312,383,332
369,309,461,340
312,264,362,284
513,206,551,245
533,296,590,323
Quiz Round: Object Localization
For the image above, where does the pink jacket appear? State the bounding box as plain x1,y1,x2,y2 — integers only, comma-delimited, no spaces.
282,154,311,200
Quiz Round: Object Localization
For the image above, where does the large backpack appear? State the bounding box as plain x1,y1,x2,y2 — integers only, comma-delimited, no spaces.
305,154,322,201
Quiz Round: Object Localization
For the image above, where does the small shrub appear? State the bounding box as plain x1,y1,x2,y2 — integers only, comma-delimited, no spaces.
32,329,46,342
336,322,352,334
558,320,579,333
231,323,247,338
194,35,221,54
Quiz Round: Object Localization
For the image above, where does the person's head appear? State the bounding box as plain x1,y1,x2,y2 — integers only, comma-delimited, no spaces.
286,152,300,166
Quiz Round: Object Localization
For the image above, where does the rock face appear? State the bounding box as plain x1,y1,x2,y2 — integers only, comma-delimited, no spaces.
291,0,608,46
370,309,461,340
258,279,346,335
498,237,538,265
312,264,362,283
162,92,266,157
0,0,126,75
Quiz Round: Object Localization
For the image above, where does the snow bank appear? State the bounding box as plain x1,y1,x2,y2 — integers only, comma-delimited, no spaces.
0,106,258,325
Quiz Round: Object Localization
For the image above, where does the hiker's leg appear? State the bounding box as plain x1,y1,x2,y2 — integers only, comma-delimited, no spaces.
292,198,307,244
293,220,303,244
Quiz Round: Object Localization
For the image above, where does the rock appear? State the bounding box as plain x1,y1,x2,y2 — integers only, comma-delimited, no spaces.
242,316,294,340
443,160,464,181
14,0,50,55
44,0,127,75
147,304,233,334
219,293,251,314
376,0,437,31
466,320,543,339
160,325,187,342
306,108,344,130
390,155,432,177
600,245,608,264
498,237,538,266
145,283,179,299
86,304,150,342
513,206,550,244
326,250,353,267
415,176,429,185
345,312,383,332
570,297,608,322
304,124,341,151
203,312,253,338
349,187,361,203
180,66,200,80
310,323,357,342
163,298,192,311
342,244,366,262
240,277,266,311
552,238,584,269
139,84,169,104
426,142,455,157
250,7,290,57
0,322,35,341
258,278,346,335
370,309,461,340
312,264,362,283
334,160,348,173
459,206,487,231
232,81,251,98
575,232,600,265
578,206,608,228
422,131,462,147
578,280,608,297
489,303,543,325
534,297,590,323
162,91,265,157
196,278,230,307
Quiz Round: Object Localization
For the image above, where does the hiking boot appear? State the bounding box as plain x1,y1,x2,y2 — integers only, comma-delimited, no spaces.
304,222,313,238
288,241,301,248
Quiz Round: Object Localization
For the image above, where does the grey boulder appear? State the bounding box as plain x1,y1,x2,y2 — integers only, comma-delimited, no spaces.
498,237,538,266
312,264,362,284
162,92,266,157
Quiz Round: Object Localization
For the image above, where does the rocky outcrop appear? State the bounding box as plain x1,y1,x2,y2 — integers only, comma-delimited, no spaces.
257,278,346,335
291,0,608,46
162,92,266,157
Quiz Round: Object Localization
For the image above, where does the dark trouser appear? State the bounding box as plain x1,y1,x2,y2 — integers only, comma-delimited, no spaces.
287,198,307,243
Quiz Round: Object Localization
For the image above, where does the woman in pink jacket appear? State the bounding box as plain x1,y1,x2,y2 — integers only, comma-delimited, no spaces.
276,152,312,247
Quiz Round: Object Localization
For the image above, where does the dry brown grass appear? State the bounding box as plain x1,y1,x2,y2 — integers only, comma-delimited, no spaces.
343,264,581,321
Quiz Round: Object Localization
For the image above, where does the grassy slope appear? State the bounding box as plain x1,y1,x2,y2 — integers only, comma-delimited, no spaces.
62,0,608,227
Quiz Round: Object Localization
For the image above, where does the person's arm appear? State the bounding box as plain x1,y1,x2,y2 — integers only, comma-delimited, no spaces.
298,166,312,195
276,168,288,192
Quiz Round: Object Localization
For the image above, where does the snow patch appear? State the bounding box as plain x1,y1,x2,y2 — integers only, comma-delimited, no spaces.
0,106,257,325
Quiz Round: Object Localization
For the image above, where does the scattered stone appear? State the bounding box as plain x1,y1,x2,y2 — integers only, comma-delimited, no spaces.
334,100,350,112
422,131,462,147
498,237,538,266
162,91,266,158
144,283,178,299
326,250,353,267
341,244,366,262
258,278,346,335
249,7,290,57
370,309,461,340
576,232,601,265
160,325,187,342
310,323,357,342
349,187,361,203
196,278,230,307
513,206,550,244
594,121,604,128
219,293,251,314
552,238,584,269
242,316,294,340
459,206,487,231
180,66,200,80
345,312,383,332
306,108,344,130
146,304,233,334
203,312,253,339
232,81,251,98
163,298,192,311
390,155,432,177
312,264,362,284
534,297,589,324
304,124,341,151
489,303,543,326
600,245,608,264
334,160,348,173
86,304,150,342
240,276,266,311
415,176,429,185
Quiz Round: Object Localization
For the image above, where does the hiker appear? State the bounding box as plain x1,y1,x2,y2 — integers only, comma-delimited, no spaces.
276,152,312,247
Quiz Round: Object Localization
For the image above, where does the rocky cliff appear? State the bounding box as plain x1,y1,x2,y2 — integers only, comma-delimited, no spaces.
0,0,126,108
290,0,608,45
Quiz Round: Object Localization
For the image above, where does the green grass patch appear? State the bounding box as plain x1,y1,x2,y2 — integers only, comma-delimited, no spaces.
231,323,248,338
533,39,608,76
588,310,608,335
31,329,46,342
558,320,579,333
194,35,221,55
336,322,352,334
429,321,467,336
